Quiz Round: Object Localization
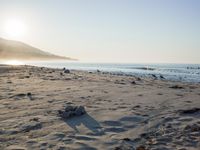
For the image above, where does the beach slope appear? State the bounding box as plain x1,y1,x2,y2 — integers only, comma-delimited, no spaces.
0,65,200,150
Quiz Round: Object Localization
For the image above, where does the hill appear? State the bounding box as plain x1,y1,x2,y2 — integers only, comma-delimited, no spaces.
0,37,74,60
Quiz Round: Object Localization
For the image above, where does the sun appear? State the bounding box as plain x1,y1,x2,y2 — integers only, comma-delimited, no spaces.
4,18,27,40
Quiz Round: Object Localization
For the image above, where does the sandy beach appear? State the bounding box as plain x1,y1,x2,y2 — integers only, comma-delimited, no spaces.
0,65,200,150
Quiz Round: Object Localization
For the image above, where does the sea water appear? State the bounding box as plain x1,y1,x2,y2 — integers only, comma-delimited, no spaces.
25,61,200,83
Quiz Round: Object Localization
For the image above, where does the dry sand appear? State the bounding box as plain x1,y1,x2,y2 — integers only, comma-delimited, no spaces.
0,65,200,150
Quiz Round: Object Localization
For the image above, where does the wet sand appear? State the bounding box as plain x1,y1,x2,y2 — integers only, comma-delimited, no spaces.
0,65,200,150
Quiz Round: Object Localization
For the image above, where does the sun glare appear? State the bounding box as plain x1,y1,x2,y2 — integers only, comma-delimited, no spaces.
4,60,24,66
4,18,27,40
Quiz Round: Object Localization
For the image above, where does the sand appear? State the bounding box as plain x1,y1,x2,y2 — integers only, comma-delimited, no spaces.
0,65,200,150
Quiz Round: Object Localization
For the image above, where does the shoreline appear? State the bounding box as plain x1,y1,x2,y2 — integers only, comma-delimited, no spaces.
3,64,200,84
24,63,200,84
0,65,200,150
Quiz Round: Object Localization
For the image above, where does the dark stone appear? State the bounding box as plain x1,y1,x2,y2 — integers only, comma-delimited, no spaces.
115,145,135,150
180,108,200,114
151,74,157,79
134,105,141,108
169,85,184,89
29,117,39,122
20,122,42,132
131,81,136,84
184,124,200,132
160,75,165,79
136,146,146,150
27,92,33,100
122,138,132,141
64,69,70,73
27,93,32,97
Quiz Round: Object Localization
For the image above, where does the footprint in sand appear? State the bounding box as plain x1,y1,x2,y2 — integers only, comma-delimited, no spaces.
10,93,26,100
101,120,122,127
5,145,26,150
10,93,34,100
104,127,126,133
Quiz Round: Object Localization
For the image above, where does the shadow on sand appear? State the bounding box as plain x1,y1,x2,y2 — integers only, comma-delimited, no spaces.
64,113,104,135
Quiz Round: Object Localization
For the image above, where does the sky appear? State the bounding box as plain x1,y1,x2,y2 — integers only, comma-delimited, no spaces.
0,0,200,63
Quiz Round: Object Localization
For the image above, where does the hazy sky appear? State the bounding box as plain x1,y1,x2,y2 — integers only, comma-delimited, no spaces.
0,0,200,63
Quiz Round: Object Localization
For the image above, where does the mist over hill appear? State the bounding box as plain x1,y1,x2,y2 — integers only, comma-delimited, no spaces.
0,37,75,61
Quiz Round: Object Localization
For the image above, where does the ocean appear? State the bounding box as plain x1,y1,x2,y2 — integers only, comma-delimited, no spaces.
25,61,200,83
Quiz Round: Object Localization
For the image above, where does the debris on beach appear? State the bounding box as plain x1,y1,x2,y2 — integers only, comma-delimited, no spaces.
58,105,86,119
